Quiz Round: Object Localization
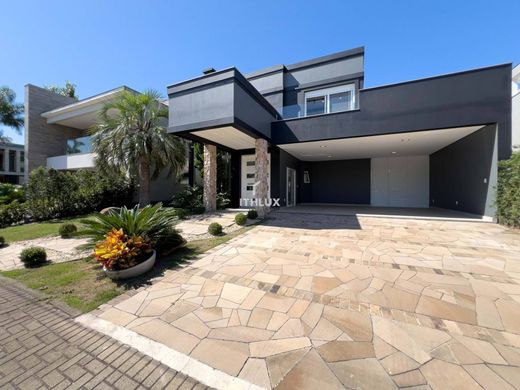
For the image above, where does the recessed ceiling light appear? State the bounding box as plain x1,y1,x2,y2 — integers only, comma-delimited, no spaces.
327,155,332,158
319,145,327,148
392,151,397,154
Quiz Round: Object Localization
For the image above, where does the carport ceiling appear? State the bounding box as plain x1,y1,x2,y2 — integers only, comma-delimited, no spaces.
279,125,485,161
192,126,256,150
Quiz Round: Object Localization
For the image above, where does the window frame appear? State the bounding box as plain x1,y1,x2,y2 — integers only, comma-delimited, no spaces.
304,84,356,117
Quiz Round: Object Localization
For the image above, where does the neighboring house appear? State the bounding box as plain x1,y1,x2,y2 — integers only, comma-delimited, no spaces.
0,142,25,184
167,46,512,219
513,64,520,150
24,85,188,202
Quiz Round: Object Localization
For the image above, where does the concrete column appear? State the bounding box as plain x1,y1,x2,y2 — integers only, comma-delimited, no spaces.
254,138,269,218
203,144,217,212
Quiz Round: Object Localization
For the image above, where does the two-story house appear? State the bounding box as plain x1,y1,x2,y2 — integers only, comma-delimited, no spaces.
167,46,512,220
24,86,188,201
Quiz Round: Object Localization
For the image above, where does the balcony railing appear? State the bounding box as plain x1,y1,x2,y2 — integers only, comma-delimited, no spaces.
279,90,359,120
66,136,92,155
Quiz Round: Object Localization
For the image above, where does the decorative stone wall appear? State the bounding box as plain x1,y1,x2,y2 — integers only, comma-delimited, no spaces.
203,144,217,212
255,138,269,218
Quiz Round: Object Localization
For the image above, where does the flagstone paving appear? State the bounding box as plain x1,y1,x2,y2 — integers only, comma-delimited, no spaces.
0,236,90,271
91,211,520,389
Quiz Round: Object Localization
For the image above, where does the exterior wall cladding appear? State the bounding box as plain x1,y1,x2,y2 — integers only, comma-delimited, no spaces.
24,84,86,179
167,47,512,216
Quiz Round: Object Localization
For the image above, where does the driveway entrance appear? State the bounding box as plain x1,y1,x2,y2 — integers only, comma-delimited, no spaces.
84,211,520,389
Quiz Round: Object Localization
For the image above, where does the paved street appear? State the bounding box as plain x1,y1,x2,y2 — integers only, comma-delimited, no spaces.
0,276,209,390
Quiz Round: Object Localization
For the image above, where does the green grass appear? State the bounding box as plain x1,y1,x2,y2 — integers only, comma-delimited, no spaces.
1,224,255,313
0,214,95,243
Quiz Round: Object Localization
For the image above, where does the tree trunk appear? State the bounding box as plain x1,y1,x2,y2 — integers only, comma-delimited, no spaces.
138,158,151,206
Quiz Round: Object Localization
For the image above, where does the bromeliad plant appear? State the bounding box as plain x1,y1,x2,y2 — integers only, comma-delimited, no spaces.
94,228,152,270
83,203,182,270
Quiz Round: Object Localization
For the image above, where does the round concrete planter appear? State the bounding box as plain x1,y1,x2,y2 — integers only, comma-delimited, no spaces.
103,250,156,280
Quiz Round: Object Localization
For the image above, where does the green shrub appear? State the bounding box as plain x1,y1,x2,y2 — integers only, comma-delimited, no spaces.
20,247,47,267
82,203,180,246
155,226,186,255
247,209,258,219
0,201,27,228
0,183,25,205
26,167,135,221
0,236,5,247
171,185,230,211
497,151,520,227
235,213,247,226
173,208,190,219
208,222,223,235
171,186,203,210
59,223,77,238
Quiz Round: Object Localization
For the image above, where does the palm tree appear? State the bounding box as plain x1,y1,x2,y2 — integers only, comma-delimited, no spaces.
90,90,186,206
0,86,24,132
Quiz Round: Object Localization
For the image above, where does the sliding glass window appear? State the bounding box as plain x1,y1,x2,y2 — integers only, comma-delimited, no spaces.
304,84,356,117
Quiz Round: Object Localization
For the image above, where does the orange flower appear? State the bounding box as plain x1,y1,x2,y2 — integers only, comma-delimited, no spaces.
94,228,151,270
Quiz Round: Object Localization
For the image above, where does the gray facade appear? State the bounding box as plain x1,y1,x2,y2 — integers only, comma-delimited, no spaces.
166,47,513,218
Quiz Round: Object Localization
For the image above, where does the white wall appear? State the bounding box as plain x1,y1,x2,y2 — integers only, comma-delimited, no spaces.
513,93,520,150
371,155,429,208
46,153,95,170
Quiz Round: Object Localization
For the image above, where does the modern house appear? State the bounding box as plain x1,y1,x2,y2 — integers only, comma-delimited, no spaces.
167,46,512,219
24,85,188,201
0,142,25,184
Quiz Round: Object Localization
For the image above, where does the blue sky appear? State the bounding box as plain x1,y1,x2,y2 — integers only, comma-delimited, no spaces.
1,0,519,144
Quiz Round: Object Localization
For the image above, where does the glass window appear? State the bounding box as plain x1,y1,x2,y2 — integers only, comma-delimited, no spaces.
0,150,4,171
329,91,352,113
246,173,255,179
246,161,255,166
9,150,16,172
304,84,356,116
67,136,92,154
19,151,24,173
305,96,326,116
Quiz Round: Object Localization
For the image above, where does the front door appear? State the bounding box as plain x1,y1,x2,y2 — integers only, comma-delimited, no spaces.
286,167,297,207
241,154,270,201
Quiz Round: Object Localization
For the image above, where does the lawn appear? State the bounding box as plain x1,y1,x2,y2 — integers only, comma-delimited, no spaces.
0,214,95,243
1,225,255,313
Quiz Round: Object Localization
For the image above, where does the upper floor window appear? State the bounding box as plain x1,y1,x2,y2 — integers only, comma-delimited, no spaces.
304,84,356,116
8,150,16,172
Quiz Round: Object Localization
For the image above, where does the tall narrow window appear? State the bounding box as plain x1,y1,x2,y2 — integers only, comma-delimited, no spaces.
304,84,356,116
8,150,16,172
20,151,24,173
0,150,4,171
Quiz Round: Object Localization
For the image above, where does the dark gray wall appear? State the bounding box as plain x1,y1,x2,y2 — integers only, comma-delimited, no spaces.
430,125,497,215
270,147,300,206
299,159,371,204
168,68,279,142
24,85,85,178
273,64,512,160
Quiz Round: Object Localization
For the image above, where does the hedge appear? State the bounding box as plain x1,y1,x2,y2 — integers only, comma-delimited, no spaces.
496,151,520,227
0,168,135,228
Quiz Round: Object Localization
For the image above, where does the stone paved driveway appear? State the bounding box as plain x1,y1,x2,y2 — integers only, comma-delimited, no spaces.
0,276,209,389
90,212,520,389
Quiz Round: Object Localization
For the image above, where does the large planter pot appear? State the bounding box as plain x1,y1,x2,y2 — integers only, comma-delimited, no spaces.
103,250,156,280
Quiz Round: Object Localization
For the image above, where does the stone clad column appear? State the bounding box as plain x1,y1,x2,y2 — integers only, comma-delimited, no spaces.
254,138,269,218
203,144,217,212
